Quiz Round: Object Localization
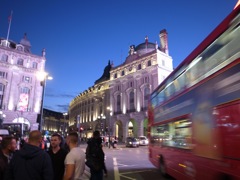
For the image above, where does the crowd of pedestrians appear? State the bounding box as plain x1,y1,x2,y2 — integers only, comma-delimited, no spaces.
0,130,108,180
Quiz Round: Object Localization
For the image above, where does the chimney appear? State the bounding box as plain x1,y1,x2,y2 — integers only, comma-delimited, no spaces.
159,29,169,55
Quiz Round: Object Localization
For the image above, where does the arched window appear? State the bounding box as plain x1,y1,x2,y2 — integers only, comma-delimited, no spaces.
147,60,151,66
129,91,135,111
17,58,24,66
1,54,8,62
138,64,142,70
117,95,121,112
144,87,150,108
0,83,5,109
21,87,30,94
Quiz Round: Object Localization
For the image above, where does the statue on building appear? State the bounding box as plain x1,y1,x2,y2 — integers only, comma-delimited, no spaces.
42,48,46,57
128,45,135,55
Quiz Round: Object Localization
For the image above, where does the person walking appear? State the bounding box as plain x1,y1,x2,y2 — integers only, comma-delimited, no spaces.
63,132,88,180
48,133,68,180
86,130,107,180
0,136,17,179
5,130,54,180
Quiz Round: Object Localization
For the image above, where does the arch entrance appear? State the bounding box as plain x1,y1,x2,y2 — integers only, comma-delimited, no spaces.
127,119,138,137
113,120,123,142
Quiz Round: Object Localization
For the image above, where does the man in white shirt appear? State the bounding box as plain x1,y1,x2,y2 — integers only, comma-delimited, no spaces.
64,132,88,180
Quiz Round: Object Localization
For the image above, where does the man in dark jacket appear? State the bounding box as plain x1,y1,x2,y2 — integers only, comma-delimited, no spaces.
86,130,107,180
0,136,17,179
47,133,67,180
5,130,54,180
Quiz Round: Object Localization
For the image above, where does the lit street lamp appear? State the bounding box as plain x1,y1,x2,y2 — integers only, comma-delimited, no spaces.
97,114,106,135
63,112,68,136
107,106,112,148
0,110,6,129
37,71,53,132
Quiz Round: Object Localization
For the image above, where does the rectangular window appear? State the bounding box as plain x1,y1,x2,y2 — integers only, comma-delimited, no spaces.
129,81,133,88
138,64,142,70
162,59,165,66
17,59,24,66
147,60,151,66
23,76,31,83
145,77,149,83
1,54,8,62
151,119,192,149
32,62,38,69
0,71,5,78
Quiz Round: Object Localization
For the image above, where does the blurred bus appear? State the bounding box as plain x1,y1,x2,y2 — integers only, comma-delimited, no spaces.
2,122,29,138
148,4,240,180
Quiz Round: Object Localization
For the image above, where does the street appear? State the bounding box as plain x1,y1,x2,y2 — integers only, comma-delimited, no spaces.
80,143,175,180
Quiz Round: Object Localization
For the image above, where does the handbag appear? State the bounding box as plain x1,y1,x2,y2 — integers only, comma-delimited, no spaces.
85,156,102,171
85,158,93,168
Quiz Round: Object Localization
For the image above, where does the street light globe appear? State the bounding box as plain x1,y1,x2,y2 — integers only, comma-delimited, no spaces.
47,76,53,80
36,71,47,81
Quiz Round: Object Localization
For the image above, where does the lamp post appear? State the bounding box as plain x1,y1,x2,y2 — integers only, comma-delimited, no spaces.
107,107,112,148
63,112,68,136
0,110,6,129
37,72,53,132
97,114,106,135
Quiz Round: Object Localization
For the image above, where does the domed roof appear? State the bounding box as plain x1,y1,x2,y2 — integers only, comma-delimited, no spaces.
124,41,157,65
135,42,156,56
135,42,156,51
95,60,112,84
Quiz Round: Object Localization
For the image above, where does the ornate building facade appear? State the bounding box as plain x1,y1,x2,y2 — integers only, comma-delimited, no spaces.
109,29,173,141
69,29,173,142
69,61,112,138
0,34,46,131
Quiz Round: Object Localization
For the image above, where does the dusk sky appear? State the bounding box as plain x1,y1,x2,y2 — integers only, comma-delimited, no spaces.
0,0,237,113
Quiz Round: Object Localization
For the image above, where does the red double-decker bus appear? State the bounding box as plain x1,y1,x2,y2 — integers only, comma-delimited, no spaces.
148,3,240,180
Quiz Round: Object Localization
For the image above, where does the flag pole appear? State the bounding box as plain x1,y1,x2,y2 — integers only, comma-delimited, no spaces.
6,10,13,42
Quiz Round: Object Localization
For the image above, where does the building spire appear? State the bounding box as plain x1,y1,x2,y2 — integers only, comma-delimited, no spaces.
145,36,148,48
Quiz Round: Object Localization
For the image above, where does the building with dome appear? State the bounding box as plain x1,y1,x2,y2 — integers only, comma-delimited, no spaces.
0,34,47,135
69,29,173,141
109,29,173,141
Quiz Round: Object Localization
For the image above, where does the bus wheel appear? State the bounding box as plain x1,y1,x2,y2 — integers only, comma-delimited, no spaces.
159,155,167,177
159,155,168,177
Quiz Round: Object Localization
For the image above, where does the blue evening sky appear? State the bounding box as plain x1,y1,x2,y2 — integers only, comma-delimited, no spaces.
0,0,237,112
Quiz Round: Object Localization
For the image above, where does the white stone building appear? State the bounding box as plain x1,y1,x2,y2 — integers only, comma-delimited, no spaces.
109,29,173,141
69,29,173,142
69,61,112,139
0,34,46,134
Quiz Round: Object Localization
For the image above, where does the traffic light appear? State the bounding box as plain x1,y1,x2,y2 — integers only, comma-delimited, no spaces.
100,123,103,129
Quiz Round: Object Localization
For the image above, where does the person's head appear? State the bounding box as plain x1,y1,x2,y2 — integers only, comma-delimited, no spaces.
66,132,78,148
50,133,62,149
1,136,17,154
93,130,100,138
28,130,42,147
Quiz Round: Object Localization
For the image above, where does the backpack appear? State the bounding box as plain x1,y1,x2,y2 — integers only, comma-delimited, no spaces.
85,138,104,171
